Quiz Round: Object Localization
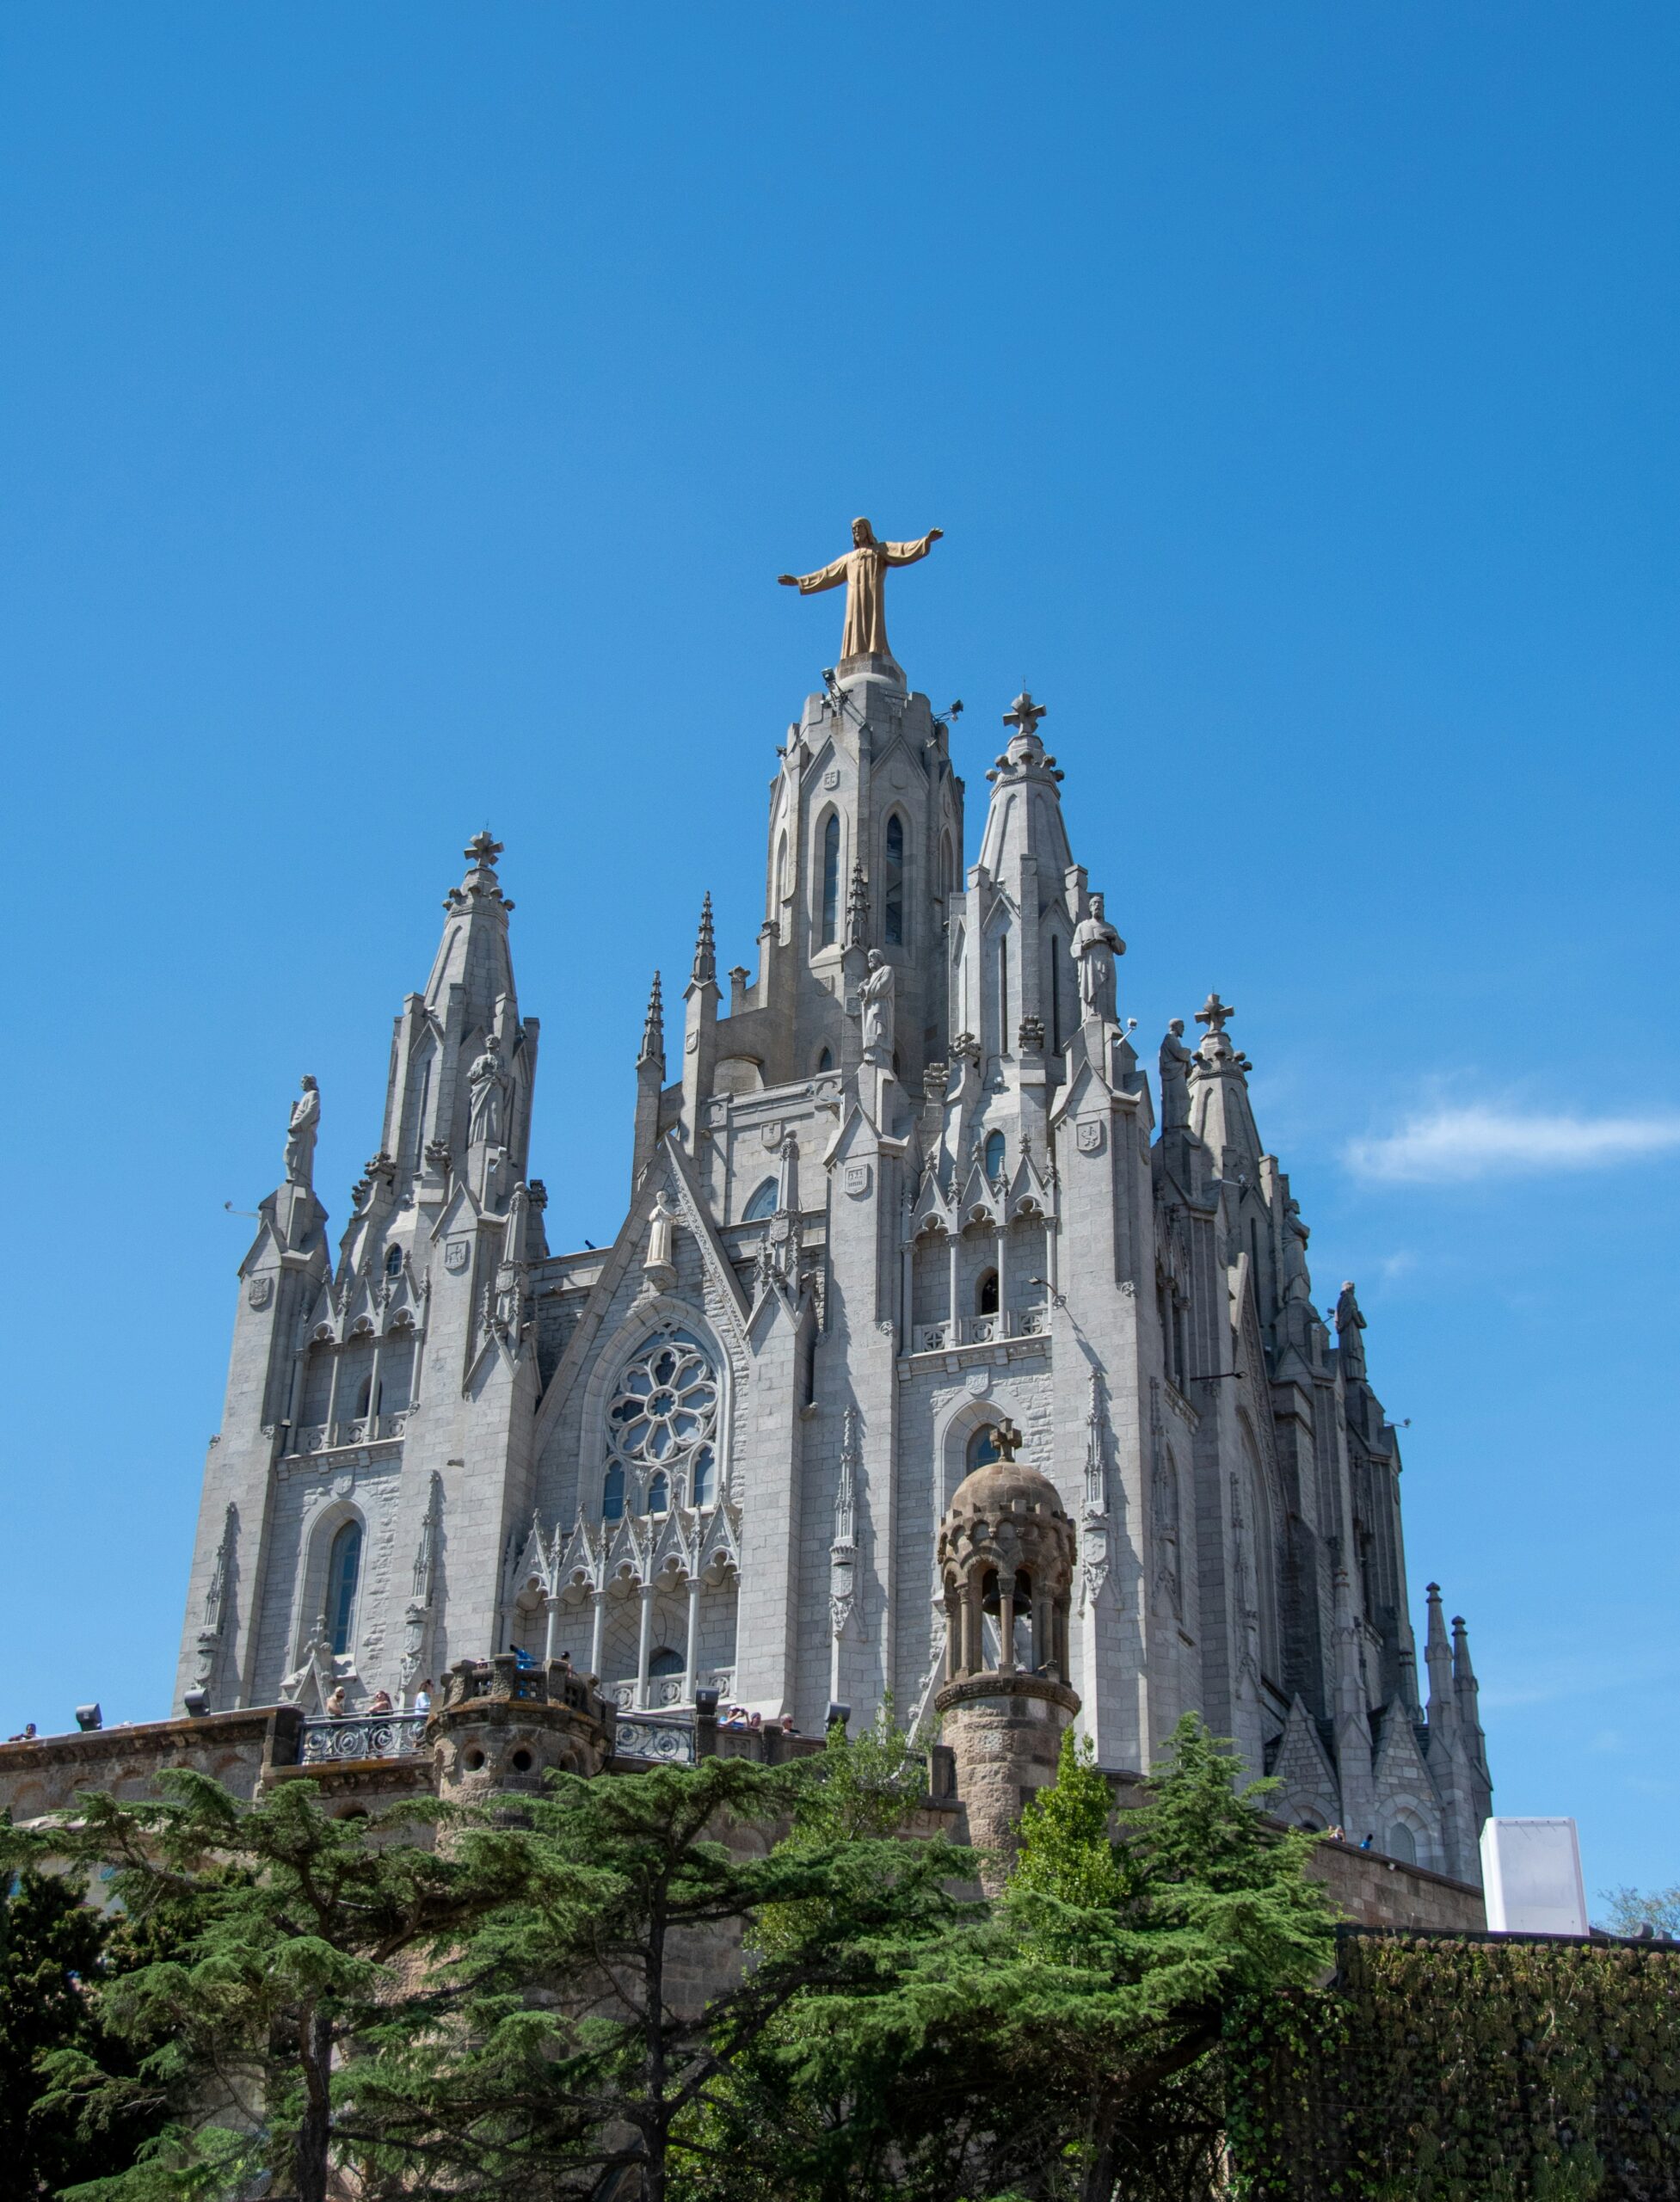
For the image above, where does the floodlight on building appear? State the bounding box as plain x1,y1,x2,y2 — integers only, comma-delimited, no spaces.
826,1701,851,1733
182,1689,210,1719
75,1704,102,1732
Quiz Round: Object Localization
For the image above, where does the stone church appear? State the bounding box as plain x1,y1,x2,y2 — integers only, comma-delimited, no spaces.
176,533,1493,1882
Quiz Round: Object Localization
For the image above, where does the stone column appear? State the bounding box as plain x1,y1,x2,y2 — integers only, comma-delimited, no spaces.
635,1582,655,1709
683,1574,702,1703
589,1589,606,1681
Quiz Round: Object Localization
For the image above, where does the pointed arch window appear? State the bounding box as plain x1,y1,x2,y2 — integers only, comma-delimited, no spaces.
993,922,1011,1052
819,815,840,946
976,1268,1000,1316
327,1520,362,1658
967,1424,1001,1471
883,813,906,946
742,1178,778,1221
816,1046,834,1073
692,1443,717,1508
647,1472,670,1515
602,1464,625,1522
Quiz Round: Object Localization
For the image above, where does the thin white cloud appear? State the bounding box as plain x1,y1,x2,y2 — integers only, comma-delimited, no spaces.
1345,1105,1680,1185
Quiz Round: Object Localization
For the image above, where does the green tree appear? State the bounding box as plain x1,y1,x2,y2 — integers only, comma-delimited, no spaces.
347,1744,976,2202
703,1713,1338,2202
0,1864,171,2198
1598,1881,1680,1937
4,1769,535,2202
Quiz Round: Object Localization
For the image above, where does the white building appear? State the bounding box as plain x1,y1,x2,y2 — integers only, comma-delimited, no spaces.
177,622,1492,1879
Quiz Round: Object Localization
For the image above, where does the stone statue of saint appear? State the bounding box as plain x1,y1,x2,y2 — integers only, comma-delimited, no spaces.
860,950,895,1065
778,517,943,664
645,1190,678,1285
1158,1018,1193,1129
1070,894,1124,1023
467,1036,508,1148
1334,1281,1368,1381
284,1075,320,1187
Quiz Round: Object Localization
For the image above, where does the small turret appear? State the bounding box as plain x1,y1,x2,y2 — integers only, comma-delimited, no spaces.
934,1418,1079,1887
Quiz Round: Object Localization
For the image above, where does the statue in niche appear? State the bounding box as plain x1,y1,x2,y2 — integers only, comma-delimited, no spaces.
1071,893,1124,1022
860,950,895,1065
778,517,943,664
284,1075,320,1187
467,1034,509,1148
1158,1018,1193,1129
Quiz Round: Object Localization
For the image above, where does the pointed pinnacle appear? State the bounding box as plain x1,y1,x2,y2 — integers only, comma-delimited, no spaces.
639,971,665,1064
691,894,717,986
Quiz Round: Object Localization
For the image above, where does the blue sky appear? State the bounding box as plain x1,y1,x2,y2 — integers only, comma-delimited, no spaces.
3,6,1676,1902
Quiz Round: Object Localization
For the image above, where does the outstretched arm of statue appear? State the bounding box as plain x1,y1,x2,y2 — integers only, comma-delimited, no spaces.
883,528,943,565
778,556,849,594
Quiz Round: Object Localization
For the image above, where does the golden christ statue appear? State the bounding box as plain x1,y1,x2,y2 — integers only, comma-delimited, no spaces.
778,516,943,664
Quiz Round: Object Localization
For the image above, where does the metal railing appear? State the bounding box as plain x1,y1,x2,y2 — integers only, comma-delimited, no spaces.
612,1713,697,1765
300,1713,429,1762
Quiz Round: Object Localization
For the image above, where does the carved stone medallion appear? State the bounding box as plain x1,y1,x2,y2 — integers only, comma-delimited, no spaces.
444,1239,471,1273
247,1274,274,1309
1076,1120,1105,1154
761,1121,784,1149
844,1163,871,1197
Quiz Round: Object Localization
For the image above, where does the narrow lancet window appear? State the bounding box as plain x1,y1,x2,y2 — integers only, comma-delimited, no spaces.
819,815,840,946
883,813,905,945
327,1521,362,1658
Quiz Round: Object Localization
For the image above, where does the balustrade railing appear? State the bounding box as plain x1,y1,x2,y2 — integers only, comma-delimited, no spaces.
288,1412,412,1456
608,1670,735,1713
300,1712,428,1762
912,1307,1049,1355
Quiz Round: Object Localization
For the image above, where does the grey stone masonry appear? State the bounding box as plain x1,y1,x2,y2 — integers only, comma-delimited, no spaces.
176,647,1492,1884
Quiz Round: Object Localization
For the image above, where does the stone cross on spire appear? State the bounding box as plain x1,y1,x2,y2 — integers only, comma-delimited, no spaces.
1195,992,1235,1036
465,830,503,872
993,1416,1025,1462
1002,690,1047,741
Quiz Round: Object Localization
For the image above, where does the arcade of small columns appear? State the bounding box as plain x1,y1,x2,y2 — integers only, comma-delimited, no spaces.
510,1543,740,1712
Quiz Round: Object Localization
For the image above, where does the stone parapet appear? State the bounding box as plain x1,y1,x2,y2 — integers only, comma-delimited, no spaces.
0,1705,304,1823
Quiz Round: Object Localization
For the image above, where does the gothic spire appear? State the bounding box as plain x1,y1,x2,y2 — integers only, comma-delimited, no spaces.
422,830,519,1025
638,971,665,1070
1186,989,1263,1171
1424,1582,1455,1727
690,893,717,987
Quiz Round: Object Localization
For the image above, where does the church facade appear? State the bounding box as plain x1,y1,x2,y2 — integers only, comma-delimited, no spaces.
176,603,1493,1881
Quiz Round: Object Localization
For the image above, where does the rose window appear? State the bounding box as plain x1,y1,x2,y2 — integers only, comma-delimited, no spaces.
606,1330,721,1511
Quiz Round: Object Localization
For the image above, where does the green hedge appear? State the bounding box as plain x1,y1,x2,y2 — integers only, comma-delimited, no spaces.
1227,1930,1680,2201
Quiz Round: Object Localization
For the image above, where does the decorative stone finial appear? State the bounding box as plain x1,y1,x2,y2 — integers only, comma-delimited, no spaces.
465,830,503,872
638,971,665,1065
993,1416,1024,1462
845,858,871,949
1002,690,1047,741
691,895,717,987
1195,991,1235,1036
